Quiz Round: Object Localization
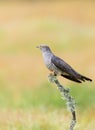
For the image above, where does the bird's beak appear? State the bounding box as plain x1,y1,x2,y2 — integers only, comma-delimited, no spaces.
36,46,40,49
36,45,42,50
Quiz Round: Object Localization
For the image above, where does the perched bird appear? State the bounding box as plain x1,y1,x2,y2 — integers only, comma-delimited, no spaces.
36,44,92,83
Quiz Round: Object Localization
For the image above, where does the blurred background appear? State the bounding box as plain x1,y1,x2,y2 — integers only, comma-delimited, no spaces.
0,1,95,130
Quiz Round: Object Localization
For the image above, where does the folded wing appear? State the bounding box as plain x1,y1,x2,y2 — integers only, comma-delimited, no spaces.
51,55,92,83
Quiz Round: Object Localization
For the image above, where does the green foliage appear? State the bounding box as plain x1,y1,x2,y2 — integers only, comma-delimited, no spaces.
0,79,95,111
70,84,95,110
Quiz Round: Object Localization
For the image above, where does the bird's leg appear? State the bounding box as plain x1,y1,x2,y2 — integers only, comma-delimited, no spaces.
54,72,57,76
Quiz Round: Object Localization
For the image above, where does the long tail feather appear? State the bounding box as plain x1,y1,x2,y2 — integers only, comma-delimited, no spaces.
80,75,92,82
61,74,82,83
61,74,92,83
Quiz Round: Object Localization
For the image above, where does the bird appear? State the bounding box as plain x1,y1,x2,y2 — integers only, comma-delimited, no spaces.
36,44,92,83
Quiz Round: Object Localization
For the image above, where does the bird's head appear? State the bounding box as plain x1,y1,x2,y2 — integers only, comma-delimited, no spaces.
36,44,51,52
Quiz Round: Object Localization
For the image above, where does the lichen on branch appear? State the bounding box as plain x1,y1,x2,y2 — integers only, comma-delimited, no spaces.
48,73,76,130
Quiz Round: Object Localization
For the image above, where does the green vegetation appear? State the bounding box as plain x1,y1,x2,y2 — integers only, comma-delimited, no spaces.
0,81,95,110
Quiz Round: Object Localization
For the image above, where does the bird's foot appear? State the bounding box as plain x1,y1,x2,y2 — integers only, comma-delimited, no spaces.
48,73,57,83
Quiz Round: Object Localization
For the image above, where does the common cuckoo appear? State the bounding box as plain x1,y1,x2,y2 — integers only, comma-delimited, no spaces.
36,44,92,83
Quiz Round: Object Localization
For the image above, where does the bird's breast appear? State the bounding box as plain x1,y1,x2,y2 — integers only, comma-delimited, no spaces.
42,52,61,75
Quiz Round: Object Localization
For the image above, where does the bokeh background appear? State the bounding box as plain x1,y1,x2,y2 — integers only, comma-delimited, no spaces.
0,1,95,130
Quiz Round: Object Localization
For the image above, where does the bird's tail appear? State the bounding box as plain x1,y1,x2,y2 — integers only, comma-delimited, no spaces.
79,75,92,82
61,74,92,83
61,74,82,83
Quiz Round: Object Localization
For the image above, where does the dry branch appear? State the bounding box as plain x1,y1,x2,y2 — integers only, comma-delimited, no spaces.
48,73,76,130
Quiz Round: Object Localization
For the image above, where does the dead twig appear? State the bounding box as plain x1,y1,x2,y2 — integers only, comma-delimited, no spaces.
48,73,76,130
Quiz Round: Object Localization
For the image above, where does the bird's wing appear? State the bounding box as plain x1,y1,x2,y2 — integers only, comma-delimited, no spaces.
51,55,80,78
51,55,92,82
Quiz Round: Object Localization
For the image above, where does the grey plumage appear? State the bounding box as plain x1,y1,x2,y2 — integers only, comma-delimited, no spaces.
37,44,92,83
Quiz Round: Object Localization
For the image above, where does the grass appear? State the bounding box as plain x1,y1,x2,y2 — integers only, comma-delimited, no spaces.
0,81,95,130
0,80,95,110
0,108,95,130
0,1,95,130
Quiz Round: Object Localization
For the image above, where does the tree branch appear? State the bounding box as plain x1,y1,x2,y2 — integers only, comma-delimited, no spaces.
48,73,76,130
